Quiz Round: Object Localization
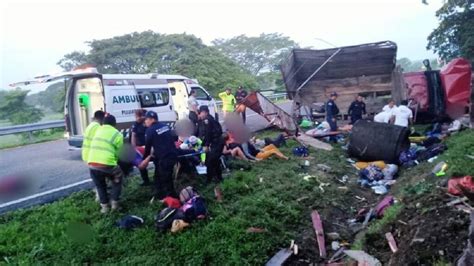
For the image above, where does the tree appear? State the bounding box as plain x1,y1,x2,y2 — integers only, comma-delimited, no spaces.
57,31,258,95
427,0,474,63
212,33,298,76
0,89,43,124
397,57,441,72
57,51,87,71
26,82,66,113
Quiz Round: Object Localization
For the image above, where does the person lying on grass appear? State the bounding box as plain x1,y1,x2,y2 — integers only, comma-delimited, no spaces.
241,138,289,161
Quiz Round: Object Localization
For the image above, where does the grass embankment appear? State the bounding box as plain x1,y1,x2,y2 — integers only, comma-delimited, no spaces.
0,131,353,264
1,129,472,264
357,129,474,264
0,129,64,149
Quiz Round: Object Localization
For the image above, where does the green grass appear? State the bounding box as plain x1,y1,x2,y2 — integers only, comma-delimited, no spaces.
0,129,64,149
0,135,352,264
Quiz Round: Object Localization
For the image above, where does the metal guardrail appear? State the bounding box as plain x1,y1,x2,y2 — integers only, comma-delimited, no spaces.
0,93,288,137
0,120,64,136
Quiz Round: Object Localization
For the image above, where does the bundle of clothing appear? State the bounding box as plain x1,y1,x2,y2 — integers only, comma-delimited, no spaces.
357,162,398,195
155,186,207,233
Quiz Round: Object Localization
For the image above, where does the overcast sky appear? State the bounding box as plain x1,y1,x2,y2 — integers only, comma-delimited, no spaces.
0,0,442,89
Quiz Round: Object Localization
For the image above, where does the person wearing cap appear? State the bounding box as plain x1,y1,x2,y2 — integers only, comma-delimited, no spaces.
218,88,236,117
131,109,150,186
197,105,224,183
235,86,248,124
348,95,366,125
326,92,340,142
82,110,105,163
139,111,179,199
87,114,124,213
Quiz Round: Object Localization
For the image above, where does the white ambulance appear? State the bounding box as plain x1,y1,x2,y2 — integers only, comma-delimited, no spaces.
13,68,218,148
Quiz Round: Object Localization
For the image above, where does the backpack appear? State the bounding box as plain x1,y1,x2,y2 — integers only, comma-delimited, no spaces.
116,215,144,230
181,196,208,222
179,186,199,203
292,146,309,157
155,207,185,232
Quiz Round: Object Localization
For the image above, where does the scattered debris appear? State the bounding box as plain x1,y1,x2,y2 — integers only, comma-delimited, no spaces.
343,250,382,266
362,208,375,228
355,196,367,202
265,248,293,266
374,196,394,217
316,164,332,172
331,241,340,251
385,232,398,253
457,212,474,266
296,196,309,202
328,247,347,263
311,210,327,259
326,232,341,240
246,227,267,233
397,220,408,226
447,197,468,207
214,186,223,202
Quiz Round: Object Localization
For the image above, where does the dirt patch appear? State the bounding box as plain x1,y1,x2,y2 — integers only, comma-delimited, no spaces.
366,191,470,265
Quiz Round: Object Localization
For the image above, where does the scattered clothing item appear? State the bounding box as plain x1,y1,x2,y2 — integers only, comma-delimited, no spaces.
179,186,199,203
371,185,388,195
355,161,386,170
417,143,447,162
399,148,419,167
292,146,310,157
116,215,144,230
299,119,314,128
162,196,182,209
171,219,190,233
382,164,398,180
448,176,474,196
181,195,207,221
155,207,186,232
359,165,384,182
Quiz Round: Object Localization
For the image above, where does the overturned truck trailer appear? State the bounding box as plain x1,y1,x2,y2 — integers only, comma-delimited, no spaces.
280,41,401,119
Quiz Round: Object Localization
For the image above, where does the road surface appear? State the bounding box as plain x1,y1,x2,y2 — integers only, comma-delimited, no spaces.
0,101,293,210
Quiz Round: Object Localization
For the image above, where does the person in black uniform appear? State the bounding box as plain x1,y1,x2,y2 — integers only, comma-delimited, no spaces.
139,111,178,199
197,105,224,183
326,92,340,143
347,95,366,125
131,109,150,186
235,86,248,124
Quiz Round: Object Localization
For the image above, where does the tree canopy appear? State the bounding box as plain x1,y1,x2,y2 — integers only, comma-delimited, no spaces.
396,57,441,72
58,31,258,95
427,0,474,63
0,89,44,124
212,33,298,76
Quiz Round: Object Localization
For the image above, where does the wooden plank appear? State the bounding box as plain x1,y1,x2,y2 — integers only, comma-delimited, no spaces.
297,134,333,151
385,232,398,253
311,210,327,259
265,248,293,266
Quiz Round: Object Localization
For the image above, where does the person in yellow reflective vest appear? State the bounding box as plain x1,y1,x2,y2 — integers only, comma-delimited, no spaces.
218,88,236,117
88,115,124,214
81,110,105,163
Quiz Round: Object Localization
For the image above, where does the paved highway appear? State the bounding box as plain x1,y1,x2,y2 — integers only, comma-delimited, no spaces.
0,101,293,209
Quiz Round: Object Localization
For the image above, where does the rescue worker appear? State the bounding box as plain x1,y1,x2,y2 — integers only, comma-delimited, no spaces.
87,115,124,213
131,109,150,186
81,110,105,162
325,92,340,142
218,88,236,117
382,99,398,124
187,89,199,129
235,86,248,124
348,95,366,125
197,105,224,183
139,111,178,199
